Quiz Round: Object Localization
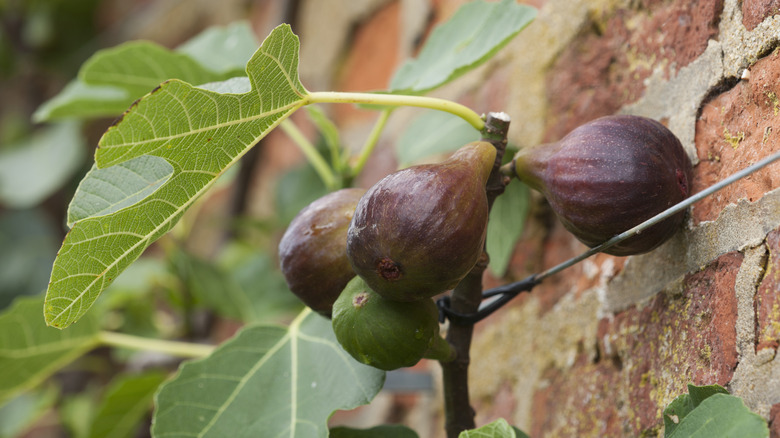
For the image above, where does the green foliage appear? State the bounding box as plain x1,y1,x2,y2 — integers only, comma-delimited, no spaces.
486,170,530,277
305,106,347,174
664,384,768,438
396,110,480,166
174,248,301,323
33,21,257,122
0,210,59,309
459,418,528,438
0,296,101,404
88,372,167,438
44,24,308,329
275,161,330,225
175,21,259,75
389,0,536,94
60,390,97,438
0,389,58,438
152,310,385,437
0,122,85,208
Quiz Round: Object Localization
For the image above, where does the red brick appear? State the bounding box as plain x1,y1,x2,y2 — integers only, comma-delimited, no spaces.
743,0,780,31
334,1,401,125
757,227,780,352
530,252,741,437
692,49,780,224
544,0,723,141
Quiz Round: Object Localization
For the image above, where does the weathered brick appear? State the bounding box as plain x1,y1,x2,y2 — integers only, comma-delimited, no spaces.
544,0,723,141
530,252,741,437
743,0,780,31
333,1,401,125
692,48,780,224
757,227,780,352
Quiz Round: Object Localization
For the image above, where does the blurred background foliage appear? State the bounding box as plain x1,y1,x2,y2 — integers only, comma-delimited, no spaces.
0,1,311,436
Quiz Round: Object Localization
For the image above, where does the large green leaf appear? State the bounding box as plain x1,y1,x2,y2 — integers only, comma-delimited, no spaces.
152,310,385,437
0,296,101,404
486,180,529,278
33,21,258,122
389,0,536,94
666,393,768,438
395,110,479,167
44,24,308,329
88,371,167,438
0,122,85,208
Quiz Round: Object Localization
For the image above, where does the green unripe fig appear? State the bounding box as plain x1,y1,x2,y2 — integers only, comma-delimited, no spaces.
509,115,693,256
278,188,365,317
346,142,496,301
332,276,454,371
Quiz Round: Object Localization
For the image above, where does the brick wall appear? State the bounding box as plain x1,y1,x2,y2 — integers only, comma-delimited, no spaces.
290,0,780,436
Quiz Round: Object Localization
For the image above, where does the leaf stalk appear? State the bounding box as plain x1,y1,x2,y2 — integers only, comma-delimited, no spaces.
306,91,485,131
279,120,339,190
97,331,215,358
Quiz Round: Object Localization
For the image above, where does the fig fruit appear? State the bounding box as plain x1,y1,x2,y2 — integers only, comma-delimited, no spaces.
347,142,497,301
332,276,454,370
510,115,692,256
278,188,365,317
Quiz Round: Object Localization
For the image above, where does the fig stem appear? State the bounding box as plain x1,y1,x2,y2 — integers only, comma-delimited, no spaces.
424,334,457,363
279,119,339,190
306,91,485,131
440,112,510,438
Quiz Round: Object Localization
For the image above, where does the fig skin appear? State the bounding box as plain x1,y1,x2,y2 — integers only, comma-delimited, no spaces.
278,188,366,317
511,115,692,256
332,276,452,371
346,142,497,302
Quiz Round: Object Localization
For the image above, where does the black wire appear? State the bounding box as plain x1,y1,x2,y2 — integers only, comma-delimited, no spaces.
437,275,539,325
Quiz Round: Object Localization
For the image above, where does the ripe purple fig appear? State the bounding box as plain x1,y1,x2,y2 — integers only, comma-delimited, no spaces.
347,141,496,301
278,188,365,317
509,115,692,256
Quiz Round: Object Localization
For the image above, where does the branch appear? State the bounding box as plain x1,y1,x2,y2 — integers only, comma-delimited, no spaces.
440,112,510,438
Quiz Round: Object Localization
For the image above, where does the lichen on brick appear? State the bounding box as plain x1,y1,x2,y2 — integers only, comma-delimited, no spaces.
723,127,745,149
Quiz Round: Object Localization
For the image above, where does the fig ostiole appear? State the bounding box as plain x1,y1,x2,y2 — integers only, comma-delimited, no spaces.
346,141,497,302
510,115,693,256
278,188,366,317
332,276,454,371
